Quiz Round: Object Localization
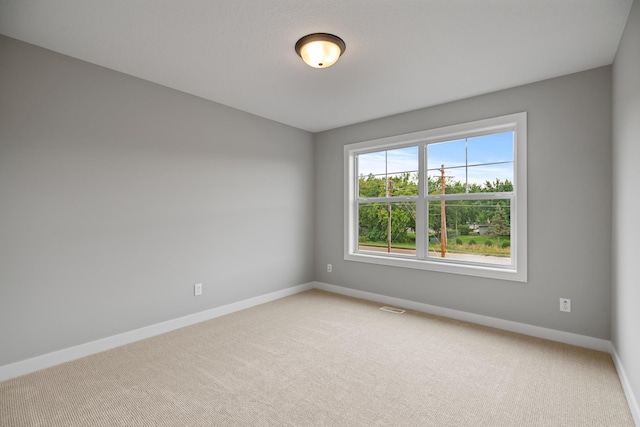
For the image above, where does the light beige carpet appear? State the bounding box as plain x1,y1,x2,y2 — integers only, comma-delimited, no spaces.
0,289,634,426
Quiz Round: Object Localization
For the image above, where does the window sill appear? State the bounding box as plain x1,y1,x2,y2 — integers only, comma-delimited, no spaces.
344,252,527,282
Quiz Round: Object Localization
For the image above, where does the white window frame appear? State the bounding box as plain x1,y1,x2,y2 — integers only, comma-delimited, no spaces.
344,112,527,282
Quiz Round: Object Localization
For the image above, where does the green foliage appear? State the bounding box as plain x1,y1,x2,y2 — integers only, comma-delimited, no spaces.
501,241,510,249
426,176,513,195
366,228,386,242
487,202,510,244
426,176,513,234
357,174,513,249
358,202,416,245
455,238,463,245
483,178,514,192
468,239,476,245
485,240,493,247
358,173,419,198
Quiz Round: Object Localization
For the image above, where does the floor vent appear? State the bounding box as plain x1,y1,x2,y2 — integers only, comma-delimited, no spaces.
379,306,405,314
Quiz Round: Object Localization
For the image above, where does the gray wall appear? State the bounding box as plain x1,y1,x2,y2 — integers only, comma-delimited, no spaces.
0,36,315,366
613,0,640,414
315,66,612,339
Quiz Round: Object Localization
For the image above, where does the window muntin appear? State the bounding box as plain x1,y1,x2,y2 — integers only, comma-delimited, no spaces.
345,113,527,282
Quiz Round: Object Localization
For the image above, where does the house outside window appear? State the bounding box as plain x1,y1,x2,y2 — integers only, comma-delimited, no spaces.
344,112,527,282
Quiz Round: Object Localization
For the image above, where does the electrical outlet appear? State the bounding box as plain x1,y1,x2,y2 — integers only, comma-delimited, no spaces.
194,283,203,296
560,298,571,312
327,264,332,273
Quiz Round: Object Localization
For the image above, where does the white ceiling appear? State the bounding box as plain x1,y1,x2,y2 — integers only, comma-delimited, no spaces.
0,1,634,132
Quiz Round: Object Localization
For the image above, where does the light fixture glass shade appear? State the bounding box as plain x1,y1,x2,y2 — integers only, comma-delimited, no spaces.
295,33,346,69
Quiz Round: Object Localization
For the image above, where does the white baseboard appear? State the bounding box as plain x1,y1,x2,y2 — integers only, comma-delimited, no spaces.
610,346,640,426
0,282,313,382
312,282,612,352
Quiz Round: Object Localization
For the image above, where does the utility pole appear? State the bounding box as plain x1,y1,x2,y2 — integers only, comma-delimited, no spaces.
440,165,447,258
387,176,392,253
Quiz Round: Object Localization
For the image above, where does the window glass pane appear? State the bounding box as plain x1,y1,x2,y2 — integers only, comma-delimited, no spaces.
468,131,514,191
427,199,511,265
467,132,513,166
427,139,468,195
389,172,419,196
427,167,466,195
358,151,386,176
358,147,418,198
427,139,466,170
388,146,418,196
467,164,513,190
359,174,387,198
358,201,416,256
387,146,418,174
426,132,514,194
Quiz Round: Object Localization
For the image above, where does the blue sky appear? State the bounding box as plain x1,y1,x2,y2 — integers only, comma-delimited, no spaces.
358,131,514,187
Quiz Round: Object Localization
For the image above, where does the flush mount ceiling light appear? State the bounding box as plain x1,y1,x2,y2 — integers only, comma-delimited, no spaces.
295,33,346,69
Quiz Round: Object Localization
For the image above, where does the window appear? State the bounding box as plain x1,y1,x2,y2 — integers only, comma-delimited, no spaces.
344,113,527,281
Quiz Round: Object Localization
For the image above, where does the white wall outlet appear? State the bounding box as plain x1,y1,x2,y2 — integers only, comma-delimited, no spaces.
327,264,332,273
194,283,203,296
560,298,571,312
